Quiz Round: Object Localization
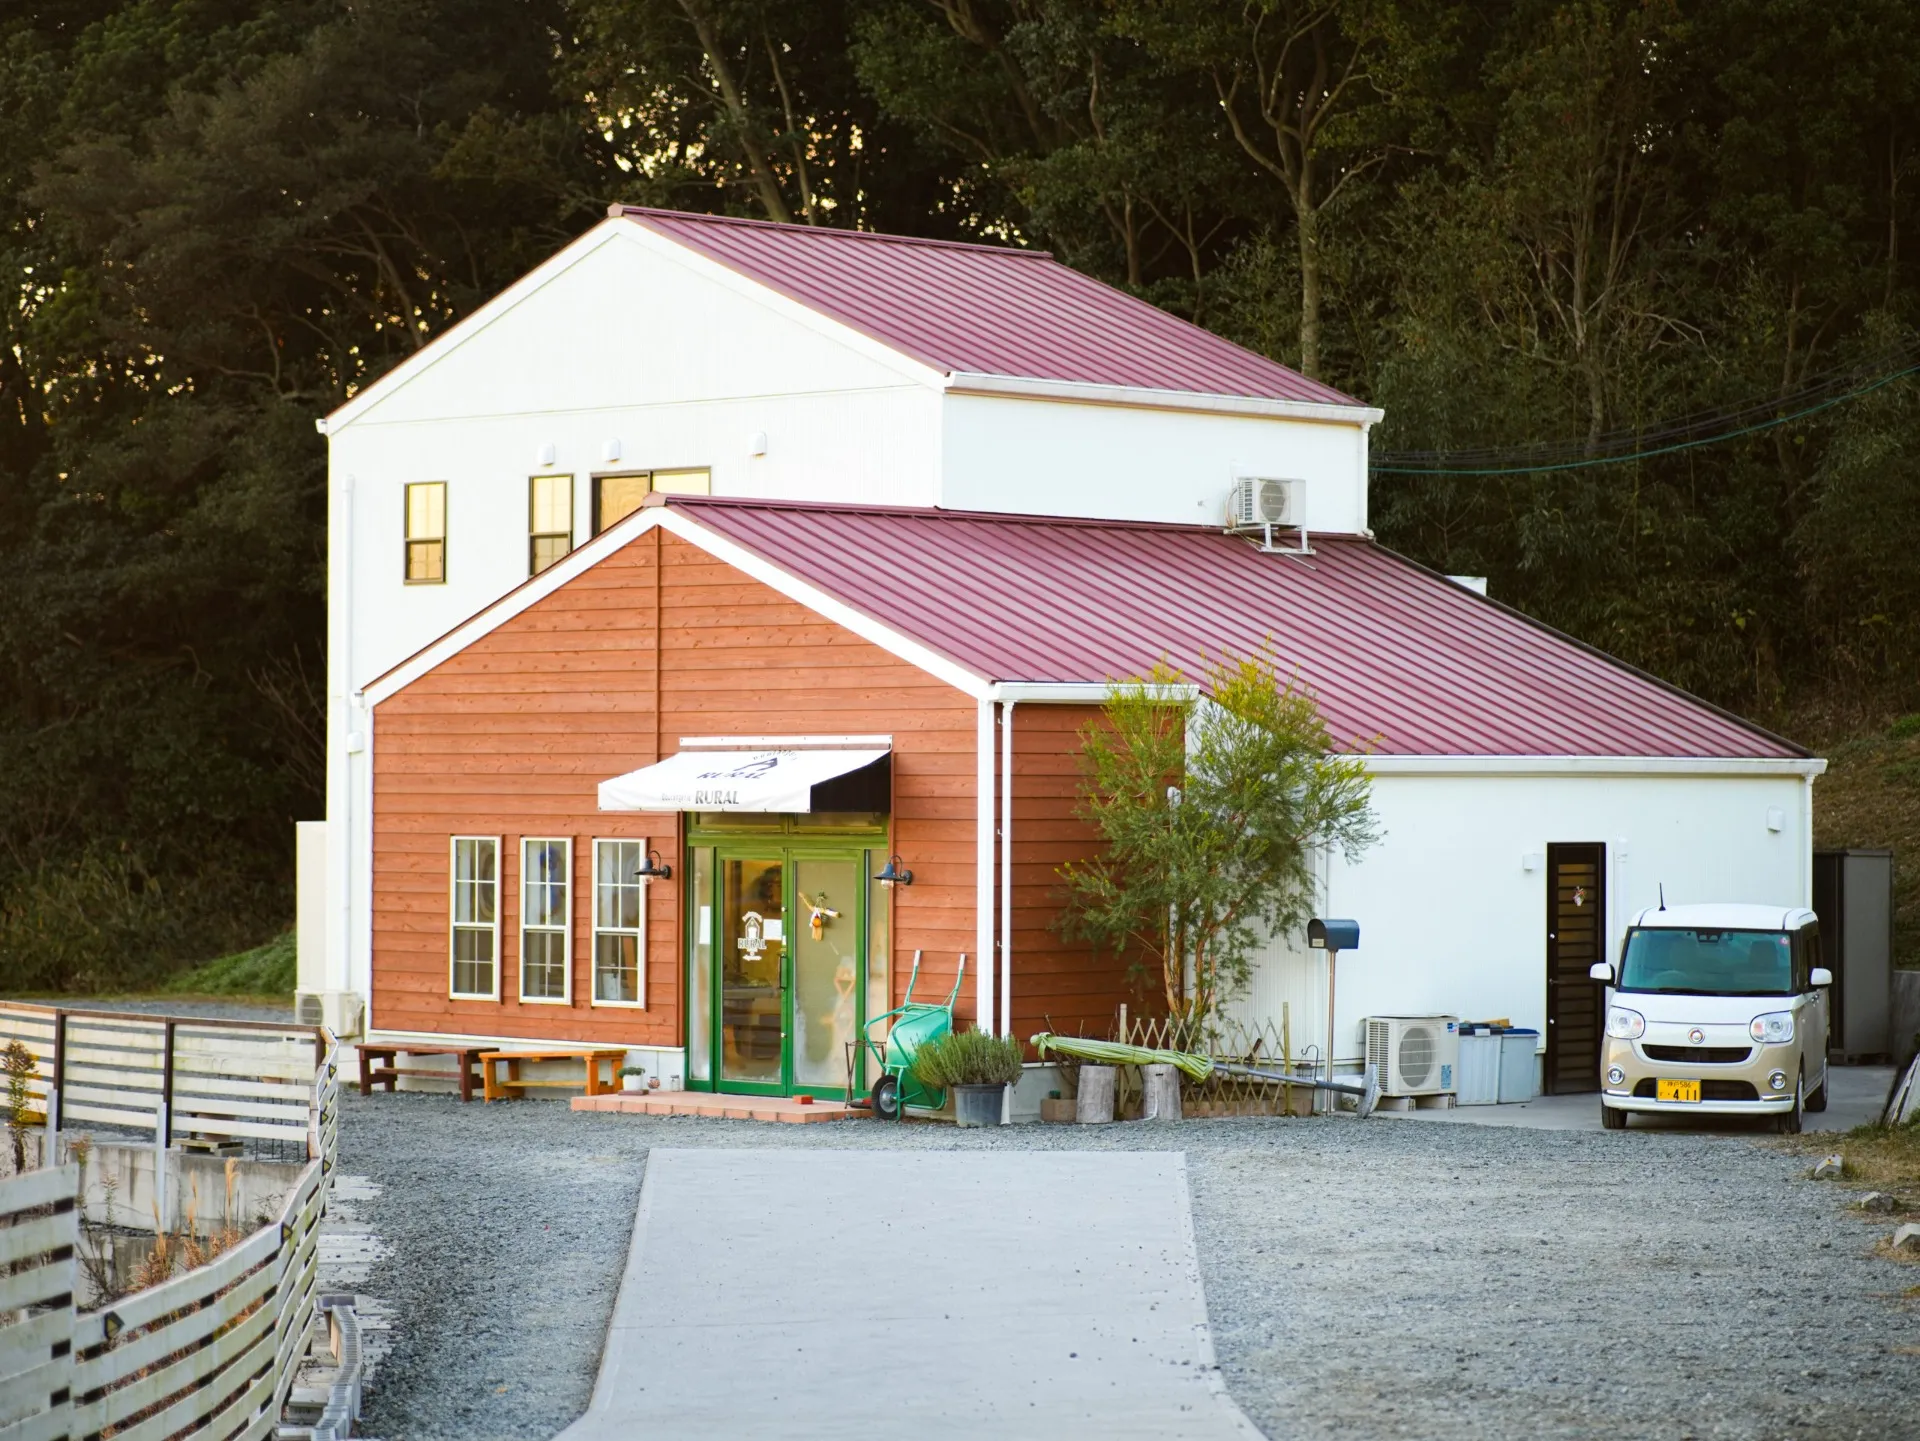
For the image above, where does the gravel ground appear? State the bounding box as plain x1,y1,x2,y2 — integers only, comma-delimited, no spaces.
336,1093,1919,1441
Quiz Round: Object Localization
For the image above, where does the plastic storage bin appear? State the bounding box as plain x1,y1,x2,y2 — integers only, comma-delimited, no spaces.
1497,1028,1541,1102
1455,1028,1502,1105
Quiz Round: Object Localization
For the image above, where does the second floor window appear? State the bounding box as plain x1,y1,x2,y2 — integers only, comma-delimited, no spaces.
529,475,573,575
592,468,711,535
405,482,446,583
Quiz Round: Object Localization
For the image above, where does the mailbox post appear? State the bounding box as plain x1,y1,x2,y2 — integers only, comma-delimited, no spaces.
1308,919,1360,1112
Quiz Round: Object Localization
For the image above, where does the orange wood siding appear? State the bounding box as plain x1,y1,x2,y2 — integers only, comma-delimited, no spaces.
1005,704,1147,1044
371,529,980,1044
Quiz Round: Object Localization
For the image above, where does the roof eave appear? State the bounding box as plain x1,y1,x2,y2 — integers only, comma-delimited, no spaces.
943,371,1383,425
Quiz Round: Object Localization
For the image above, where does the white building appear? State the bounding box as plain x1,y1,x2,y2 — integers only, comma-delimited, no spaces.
309,206,1822,1098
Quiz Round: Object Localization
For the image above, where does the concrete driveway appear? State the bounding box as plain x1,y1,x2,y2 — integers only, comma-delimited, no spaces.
1394,1063,1893,1132
557,1149,1262,1441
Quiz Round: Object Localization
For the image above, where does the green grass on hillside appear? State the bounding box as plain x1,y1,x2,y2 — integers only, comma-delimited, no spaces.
163,931,296,998
1810,715,1920,969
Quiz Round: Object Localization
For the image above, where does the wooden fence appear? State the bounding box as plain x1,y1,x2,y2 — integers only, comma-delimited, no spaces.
0,1026,339,1441
0,1005,327,1155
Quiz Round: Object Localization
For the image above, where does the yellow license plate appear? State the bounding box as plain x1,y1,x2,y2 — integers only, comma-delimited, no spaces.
1657,1078,1701,1103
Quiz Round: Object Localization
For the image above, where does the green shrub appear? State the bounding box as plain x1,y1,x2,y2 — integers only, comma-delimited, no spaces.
1891,714,1920,738
911,1028,1025,1088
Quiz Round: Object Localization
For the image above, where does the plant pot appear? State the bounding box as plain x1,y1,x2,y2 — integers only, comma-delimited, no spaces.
1039,1097,1076,1123
952,1082,1007,1127
621,1075,646,1093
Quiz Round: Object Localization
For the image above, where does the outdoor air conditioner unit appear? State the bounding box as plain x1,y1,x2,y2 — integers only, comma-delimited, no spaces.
1226,477,1308,553
1364,1015,1461,1097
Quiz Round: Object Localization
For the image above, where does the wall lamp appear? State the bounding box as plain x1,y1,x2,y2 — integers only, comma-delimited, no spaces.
635,849,673,883
874,854,913,888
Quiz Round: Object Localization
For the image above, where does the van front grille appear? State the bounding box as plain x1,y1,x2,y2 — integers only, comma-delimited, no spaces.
1642,1045,1753,1065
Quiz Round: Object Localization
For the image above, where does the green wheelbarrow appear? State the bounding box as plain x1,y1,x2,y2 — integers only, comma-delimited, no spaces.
862,949,966,1121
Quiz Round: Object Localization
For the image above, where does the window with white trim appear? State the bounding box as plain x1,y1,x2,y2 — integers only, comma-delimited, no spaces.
520,837,571,1002
449,836,499,997
591,468,711,535
592,839,647,1006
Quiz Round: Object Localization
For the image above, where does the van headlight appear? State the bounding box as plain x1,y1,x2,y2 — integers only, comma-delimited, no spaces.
1749,1012,1795,1045
1606,1006,1646,1040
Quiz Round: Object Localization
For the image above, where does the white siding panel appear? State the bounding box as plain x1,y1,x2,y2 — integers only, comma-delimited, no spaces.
939,391,1370,534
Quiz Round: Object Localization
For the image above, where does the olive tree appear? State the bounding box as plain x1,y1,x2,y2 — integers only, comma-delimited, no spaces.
1058,648,1378,1038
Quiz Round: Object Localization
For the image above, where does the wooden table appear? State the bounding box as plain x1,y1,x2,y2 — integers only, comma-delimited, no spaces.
480,1048,626,1102
356,1044,488,1103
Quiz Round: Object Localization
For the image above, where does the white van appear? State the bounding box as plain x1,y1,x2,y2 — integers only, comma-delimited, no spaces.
1589,904,1831,1133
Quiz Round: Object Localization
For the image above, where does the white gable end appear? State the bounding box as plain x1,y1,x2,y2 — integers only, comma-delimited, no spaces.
338,223,932,431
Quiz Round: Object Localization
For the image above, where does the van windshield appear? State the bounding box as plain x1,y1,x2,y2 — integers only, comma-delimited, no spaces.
1617,928,1792,996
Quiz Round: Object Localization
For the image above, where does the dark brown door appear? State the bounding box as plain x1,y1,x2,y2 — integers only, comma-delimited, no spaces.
1545,843,1606,1094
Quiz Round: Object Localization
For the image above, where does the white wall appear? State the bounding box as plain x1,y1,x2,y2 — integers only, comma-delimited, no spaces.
939,391,1372,532
1236,766,1816,1068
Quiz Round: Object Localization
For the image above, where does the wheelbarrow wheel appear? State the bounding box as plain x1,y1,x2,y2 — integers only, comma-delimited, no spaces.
871,1074,902,1122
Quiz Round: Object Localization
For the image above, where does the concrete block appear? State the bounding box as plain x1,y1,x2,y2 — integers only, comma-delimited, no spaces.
1811,1154,1845,1179
1891,1223,1920,1253
1854,1192,1897,1213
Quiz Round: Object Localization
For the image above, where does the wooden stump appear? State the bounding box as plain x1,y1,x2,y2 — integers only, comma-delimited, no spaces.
1076,1065,1116,1124
1141,1063,1182,1121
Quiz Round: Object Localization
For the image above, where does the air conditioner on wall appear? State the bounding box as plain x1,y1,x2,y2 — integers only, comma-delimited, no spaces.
1227,477,1304,528
1364,1016,1461,1097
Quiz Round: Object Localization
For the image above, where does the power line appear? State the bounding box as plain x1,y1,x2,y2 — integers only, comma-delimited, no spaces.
1369,355,1920,478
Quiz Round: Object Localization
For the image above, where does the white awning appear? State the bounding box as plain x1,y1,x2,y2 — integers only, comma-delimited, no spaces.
597,748,890,813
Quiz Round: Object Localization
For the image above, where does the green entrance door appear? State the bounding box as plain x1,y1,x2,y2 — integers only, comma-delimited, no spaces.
706,846,873,1097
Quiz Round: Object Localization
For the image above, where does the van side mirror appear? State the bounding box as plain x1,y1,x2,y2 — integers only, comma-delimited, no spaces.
1589,962,1614,983
1810,966,1832,988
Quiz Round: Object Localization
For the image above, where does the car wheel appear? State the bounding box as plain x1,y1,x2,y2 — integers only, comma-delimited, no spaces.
870,1073,901,1122
1600,1101,1627,1130
1775,1070,1804,1135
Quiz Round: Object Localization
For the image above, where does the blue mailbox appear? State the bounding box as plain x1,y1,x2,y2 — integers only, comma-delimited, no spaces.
1308,917,1360,952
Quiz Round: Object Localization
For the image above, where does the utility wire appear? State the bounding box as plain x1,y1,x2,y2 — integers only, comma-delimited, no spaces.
1370,354,1920,478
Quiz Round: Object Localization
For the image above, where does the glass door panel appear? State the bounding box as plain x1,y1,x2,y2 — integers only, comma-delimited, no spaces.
793,858,861,1090
720,856,785,1087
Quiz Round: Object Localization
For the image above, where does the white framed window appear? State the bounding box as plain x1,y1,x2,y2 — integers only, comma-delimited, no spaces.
449,836,499,999
592,839,648,1007
590,467,711,535
520,837,572,1003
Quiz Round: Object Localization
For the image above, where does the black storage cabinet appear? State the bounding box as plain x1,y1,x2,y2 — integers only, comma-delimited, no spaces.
1812,848,1894,1063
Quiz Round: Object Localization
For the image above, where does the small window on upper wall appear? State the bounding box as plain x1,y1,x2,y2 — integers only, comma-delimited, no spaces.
405,482,447,584
591,468,711,536
529,474,573,575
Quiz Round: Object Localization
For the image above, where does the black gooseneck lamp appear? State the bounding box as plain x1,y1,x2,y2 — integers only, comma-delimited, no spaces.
874,854,913,888
635,848,673,883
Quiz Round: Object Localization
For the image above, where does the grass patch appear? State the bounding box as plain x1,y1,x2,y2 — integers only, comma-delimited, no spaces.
162,931,295,998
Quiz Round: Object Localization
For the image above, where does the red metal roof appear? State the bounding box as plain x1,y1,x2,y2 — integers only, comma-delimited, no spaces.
615,207,1361,408
667,496,1801,759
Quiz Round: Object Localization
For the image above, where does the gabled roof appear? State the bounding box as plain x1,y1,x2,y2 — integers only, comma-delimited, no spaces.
613,207,1362,408
667,497,1804,761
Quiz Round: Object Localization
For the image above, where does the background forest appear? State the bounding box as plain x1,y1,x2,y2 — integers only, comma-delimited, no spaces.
4,0,1918,988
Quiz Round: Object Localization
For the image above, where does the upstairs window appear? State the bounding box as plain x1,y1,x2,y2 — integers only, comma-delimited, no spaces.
405,482,446,583
529,475,573,575
449,836,499,998
592,468,711,535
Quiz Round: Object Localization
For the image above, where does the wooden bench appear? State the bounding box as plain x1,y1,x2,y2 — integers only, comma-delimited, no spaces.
480,1048,626,1102
357,1044,488,1103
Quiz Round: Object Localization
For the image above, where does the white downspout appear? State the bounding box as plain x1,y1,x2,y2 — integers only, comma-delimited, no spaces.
999,700,1015,1038
976,699,996,1034
334,474,355,999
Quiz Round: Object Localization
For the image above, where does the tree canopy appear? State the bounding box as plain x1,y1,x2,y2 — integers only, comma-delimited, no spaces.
3,0,1917,985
